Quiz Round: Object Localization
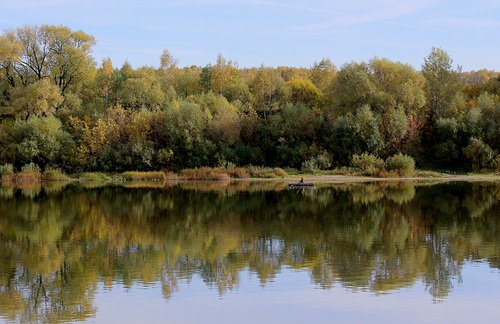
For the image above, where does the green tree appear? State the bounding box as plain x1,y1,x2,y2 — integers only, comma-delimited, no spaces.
382,106,408,156
310,58,336,92
369,58,426,119
326,115,362,166
0,25,96,93
330,62,375,115
96,57,114,107
284,78,321,107
463,138,499,172
10,79,63,119
422,47,461,119
9,116,72,168
477,93,500,150
250,66,285,118
353,105,384,154
118,67,165,110
0,33,22,89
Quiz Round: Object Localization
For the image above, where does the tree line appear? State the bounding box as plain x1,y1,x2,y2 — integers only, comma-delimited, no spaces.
1,25,499,173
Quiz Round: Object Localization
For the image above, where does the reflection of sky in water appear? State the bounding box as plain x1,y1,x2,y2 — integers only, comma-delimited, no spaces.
0,182,499,323
93,262,500,324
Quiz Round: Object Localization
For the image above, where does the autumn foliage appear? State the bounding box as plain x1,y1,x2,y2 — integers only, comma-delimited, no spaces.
1,25,499,174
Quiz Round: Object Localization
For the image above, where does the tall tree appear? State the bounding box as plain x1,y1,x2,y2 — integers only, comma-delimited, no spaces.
369,58,426,118
330,62,375,115
250,66,285,118
310,58,336,92
422,47,461,119
0,25,96,93
0,33,22,89
96,57,114,107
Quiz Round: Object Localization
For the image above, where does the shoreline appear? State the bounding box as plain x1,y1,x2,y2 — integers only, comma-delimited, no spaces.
281,174,500,183
1,173,499,186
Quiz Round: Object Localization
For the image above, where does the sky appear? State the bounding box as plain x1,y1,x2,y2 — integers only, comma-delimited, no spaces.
1,0,499,71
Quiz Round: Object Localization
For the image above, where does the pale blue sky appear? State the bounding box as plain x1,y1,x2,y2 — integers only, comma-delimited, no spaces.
2,0,499,70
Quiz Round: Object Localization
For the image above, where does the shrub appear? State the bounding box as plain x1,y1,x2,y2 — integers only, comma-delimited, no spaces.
301,151,332,172
385,153,415,176
0,164,14,177
17,162,42,182
21,162,41,173
42,168,72,181
0,164,15,183
351,153,384,176
463,138,500,172
273,167,288,178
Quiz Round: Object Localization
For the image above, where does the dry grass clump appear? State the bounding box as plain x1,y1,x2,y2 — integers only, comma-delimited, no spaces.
78,172,111,182
121,171,166,181
16,163,42,183
178,166,288,180
247,166,287,178
218,167,250,179
0,163,15,183
42,168,73,181
180,168,231,180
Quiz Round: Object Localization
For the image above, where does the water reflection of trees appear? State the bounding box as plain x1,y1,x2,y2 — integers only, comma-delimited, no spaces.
0,181,499,322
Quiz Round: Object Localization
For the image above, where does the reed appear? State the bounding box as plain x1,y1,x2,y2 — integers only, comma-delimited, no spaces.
180,166,288,180
179,168,231,181
121,171,166,181
16,163,42,183
42,168,73,181
247,166,288,178
78,172,111,182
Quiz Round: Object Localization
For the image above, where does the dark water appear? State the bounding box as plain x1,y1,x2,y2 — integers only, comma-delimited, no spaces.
0,181,499,323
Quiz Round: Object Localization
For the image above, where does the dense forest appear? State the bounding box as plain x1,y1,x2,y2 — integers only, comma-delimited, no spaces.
0,25,499,173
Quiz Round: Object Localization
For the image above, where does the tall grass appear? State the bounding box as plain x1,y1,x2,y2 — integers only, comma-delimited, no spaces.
121,171,166,181
179,166,288,180
16,163,42,183
78,172,111,182
0,163,15,183
42,168,73,181
247,167,288,178
180,168,230,181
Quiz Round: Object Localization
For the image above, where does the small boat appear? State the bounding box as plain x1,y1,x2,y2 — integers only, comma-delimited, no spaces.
288,182,315,187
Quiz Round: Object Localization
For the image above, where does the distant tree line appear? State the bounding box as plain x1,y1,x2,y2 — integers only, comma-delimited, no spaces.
0,25,499,172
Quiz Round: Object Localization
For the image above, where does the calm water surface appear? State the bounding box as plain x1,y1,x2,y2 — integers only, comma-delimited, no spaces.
0,181,499,323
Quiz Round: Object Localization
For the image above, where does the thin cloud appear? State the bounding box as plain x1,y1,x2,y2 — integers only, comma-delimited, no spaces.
3,0,76,9
422,18,500,29
289,0,440,35
175,0,330,14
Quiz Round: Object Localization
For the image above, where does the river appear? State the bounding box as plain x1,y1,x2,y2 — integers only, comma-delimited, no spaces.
0,180,499,323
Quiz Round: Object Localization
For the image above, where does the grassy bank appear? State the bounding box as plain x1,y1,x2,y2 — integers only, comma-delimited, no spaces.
121,171,169,181
1,166,499,185
179,167,288,180
42,168,73,181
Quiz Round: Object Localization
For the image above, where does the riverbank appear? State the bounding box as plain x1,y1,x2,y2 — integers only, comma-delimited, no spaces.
1,166,499,185
282,174,500,183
